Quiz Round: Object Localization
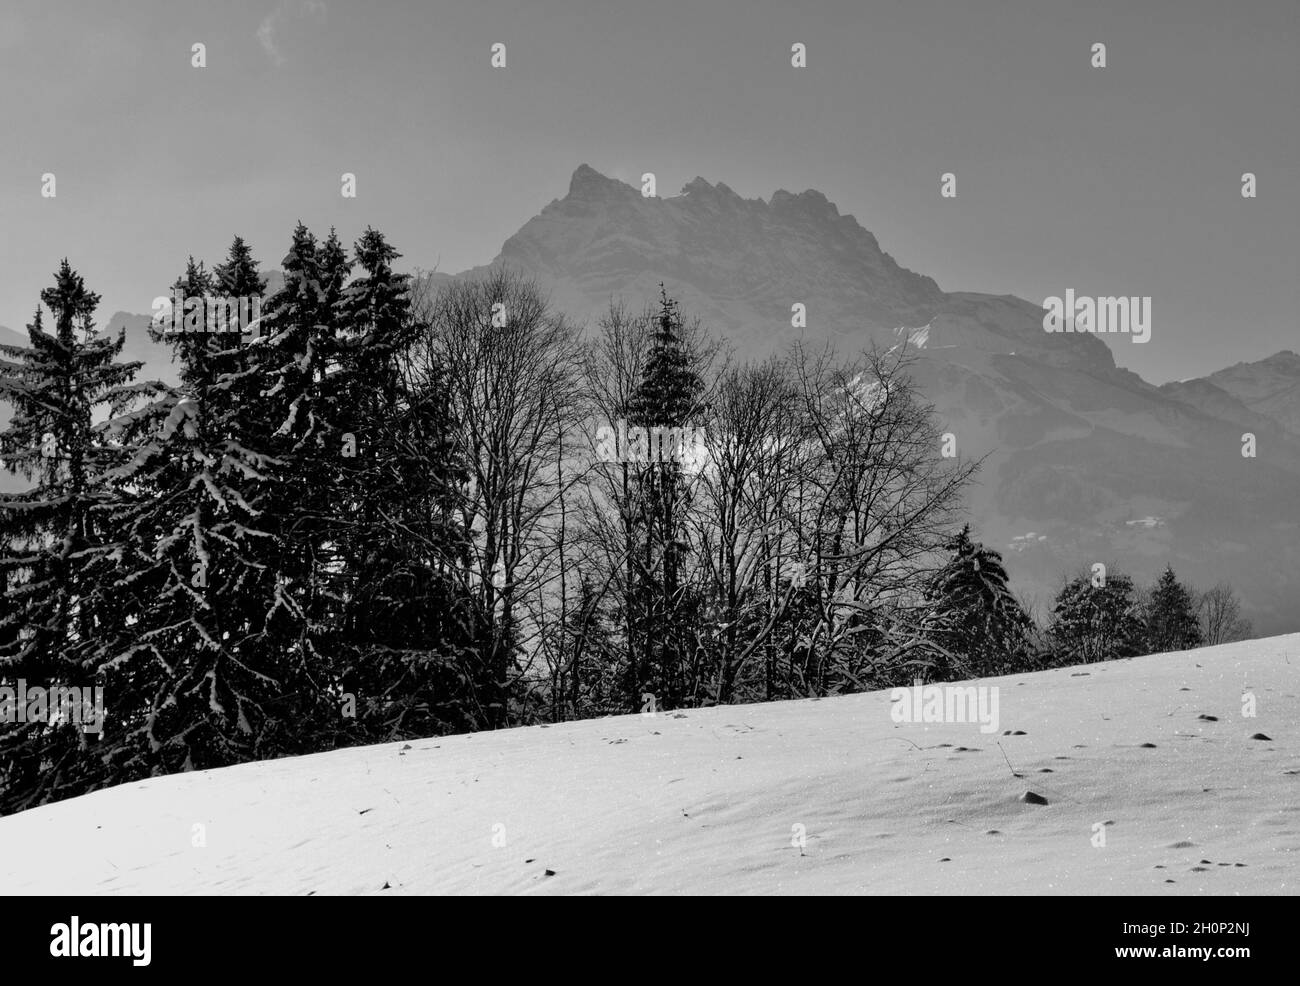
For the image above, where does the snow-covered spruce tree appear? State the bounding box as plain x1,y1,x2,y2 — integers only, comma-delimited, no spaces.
213,235,265,303
245,224,352,747
625,286,706,710
0,261,143,811
926,525,1032,678
1143,565,1203,653
1046,570,1145,665
210,235,266,381
242,225,485,744
93,240,308,780
327,228,485,740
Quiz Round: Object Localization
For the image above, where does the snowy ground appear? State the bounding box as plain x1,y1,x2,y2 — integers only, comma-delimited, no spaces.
2,635,1296,895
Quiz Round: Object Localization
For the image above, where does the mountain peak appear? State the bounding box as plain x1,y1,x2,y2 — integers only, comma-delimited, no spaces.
568,163,631,200
681,176,744,203
769,187,839,220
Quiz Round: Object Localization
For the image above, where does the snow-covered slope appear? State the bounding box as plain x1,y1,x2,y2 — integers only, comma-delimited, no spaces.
2,636,1296,895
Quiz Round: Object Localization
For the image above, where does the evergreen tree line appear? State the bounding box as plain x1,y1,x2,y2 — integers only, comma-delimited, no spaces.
0,229,1255,813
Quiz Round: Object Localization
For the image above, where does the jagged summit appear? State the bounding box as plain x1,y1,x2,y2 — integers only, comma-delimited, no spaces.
486,166,1127,378
768,186,840,218
493,164,953,354
568,163,632,199
680,175,748,204
567,165,851,217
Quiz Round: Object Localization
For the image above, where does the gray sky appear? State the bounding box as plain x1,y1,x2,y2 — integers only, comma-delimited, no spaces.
1,0,1295,383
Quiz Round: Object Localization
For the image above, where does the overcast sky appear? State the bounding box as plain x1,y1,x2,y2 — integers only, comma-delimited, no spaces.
1,0,1295,383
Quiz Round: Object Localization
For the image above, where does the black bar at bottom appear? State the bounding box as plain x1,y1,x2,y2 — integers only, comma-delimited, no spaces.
1,896,1282,976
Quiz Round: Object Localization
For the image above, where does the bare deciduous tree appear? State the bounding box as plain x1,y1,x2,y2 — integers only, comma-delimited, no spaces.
1197,582,1253,646
410,268,587,726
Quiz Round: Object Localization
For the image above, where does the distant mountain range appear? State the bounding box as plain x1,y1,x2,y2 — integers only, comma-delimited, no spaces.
3,165,1297,632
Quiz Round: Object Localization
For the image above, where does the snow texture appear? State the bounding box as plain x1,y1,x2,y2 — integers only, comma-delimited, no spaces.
1,635,1296,894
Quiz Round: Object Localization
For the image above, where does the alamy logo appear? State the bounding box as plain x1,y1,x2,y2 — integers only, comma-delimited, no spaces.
0,679,104,735
593,419,708,472
49,917,151,966
1042,289,1151,343
151,286,263,336
889,679,1000,734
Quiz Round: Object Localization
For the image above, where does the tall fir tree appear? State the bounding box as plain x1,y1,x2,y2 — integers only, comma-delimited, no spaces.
1144,566,1203,653
97,238,299,779
249,224,351,744
331,228,483,739
0,261,142,810
626,286,705,709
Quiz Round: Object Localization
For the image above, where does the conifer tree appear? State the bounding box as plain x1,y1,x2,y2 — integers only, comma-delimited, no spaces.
928,525,1032,676
1047,570,1145,665
248,224,349,737
626,286,705,708
1143,565,1203,653
0,261,141,809
98,239,294,778
330,229,482,739
212,236,266,304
